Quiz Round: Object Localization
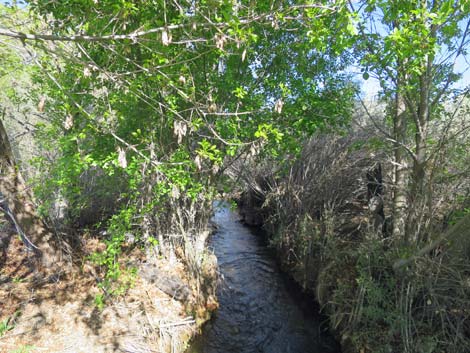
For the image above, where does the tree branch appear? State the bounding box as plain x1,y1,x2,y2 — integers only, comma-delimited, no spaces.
0,4,340,43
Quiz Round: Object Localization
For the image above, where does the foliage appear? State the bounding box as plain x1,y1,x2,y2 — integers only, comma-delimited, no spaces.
331,239,470,353
348,0,470,242
0,5,25,80
0,317,14,336
1,2,468,352
352,0,470,97
89,207,137,296
93,293,105,311
1,0,357,291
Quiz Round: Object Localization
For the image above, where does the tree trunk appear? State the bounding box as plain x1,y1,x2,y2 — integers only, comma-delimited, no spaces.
0,113,60,269
392,91,408,241
407,99,428,243
407,46,433,244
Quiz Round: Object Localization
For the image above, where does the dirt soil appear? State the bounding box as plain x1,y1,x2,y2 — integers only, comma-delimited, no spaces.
0,224,208,353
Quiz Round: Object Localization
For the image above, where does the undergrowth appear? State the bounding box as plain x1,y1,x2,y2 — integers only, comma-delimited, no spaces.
239,131,470,353
88,207,138,300
263,205,470,353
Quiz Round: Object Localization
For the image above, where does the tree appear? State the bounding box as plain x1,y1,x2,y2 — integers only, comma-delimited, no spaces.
0,4,62,268
0,114,61,268
349,0,470,243
0,1,356,276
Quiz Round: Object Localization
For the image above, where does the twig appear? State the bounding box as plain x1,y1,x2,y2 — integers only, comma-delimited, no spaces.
157,318,195,329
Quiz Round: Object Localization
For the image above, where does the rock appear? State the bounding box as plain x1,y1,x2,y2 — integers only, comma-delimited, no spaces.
154,276,192,301
140,264,192,302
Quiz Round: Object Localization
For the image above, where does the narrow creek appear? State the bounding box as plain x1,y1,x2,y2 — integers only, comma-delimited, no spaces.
187,203,340,353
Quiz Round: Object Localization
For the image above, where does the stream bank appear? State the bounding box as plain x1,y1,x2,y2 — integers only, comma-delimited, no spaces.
0,224,217,353
234,131,470,353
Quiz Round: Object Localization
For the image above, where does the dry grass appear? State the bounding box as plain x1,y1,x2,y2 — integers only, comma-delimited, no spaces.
0,225,215,353
237,127,470,353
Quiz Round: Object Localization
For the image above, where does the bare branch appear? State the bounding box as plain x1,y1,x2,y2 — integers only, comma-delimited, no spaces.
393,214,470,271
431,19,470,108
355,93,418,162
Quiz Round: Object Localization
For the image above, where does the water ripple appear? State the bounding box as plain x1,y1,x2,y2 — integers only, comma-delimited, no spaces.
187,203,340,353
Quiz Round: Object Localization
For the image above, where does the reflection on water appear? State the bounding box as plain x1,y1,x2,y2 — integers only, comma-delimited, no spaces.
187,203,340,353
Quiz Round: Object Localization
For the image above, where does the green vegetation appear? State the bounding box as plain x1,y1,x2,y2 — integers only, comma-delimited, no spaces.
10,345,36,353
8,0,355,294
0,1,469,352
0,317,14,336
242,127,470,353
0,311,19,337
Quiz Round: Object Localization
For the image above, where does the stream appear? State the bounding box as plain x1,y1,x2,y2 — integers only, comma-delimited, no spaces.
187,203,340,353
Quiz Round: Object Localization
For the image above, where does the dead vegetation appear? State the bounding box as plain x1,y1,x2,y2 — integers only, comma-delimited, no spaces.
237,123,470,353
0,218,217,353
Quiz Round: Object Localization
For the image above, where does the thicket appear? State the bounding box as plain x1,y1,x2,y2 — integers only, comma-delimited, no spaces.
234,2,470,351
238,103,470,352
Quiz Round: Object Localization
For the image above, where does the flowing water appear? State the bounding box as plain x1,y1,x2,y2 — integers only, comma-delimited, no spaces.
187,203,340,353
